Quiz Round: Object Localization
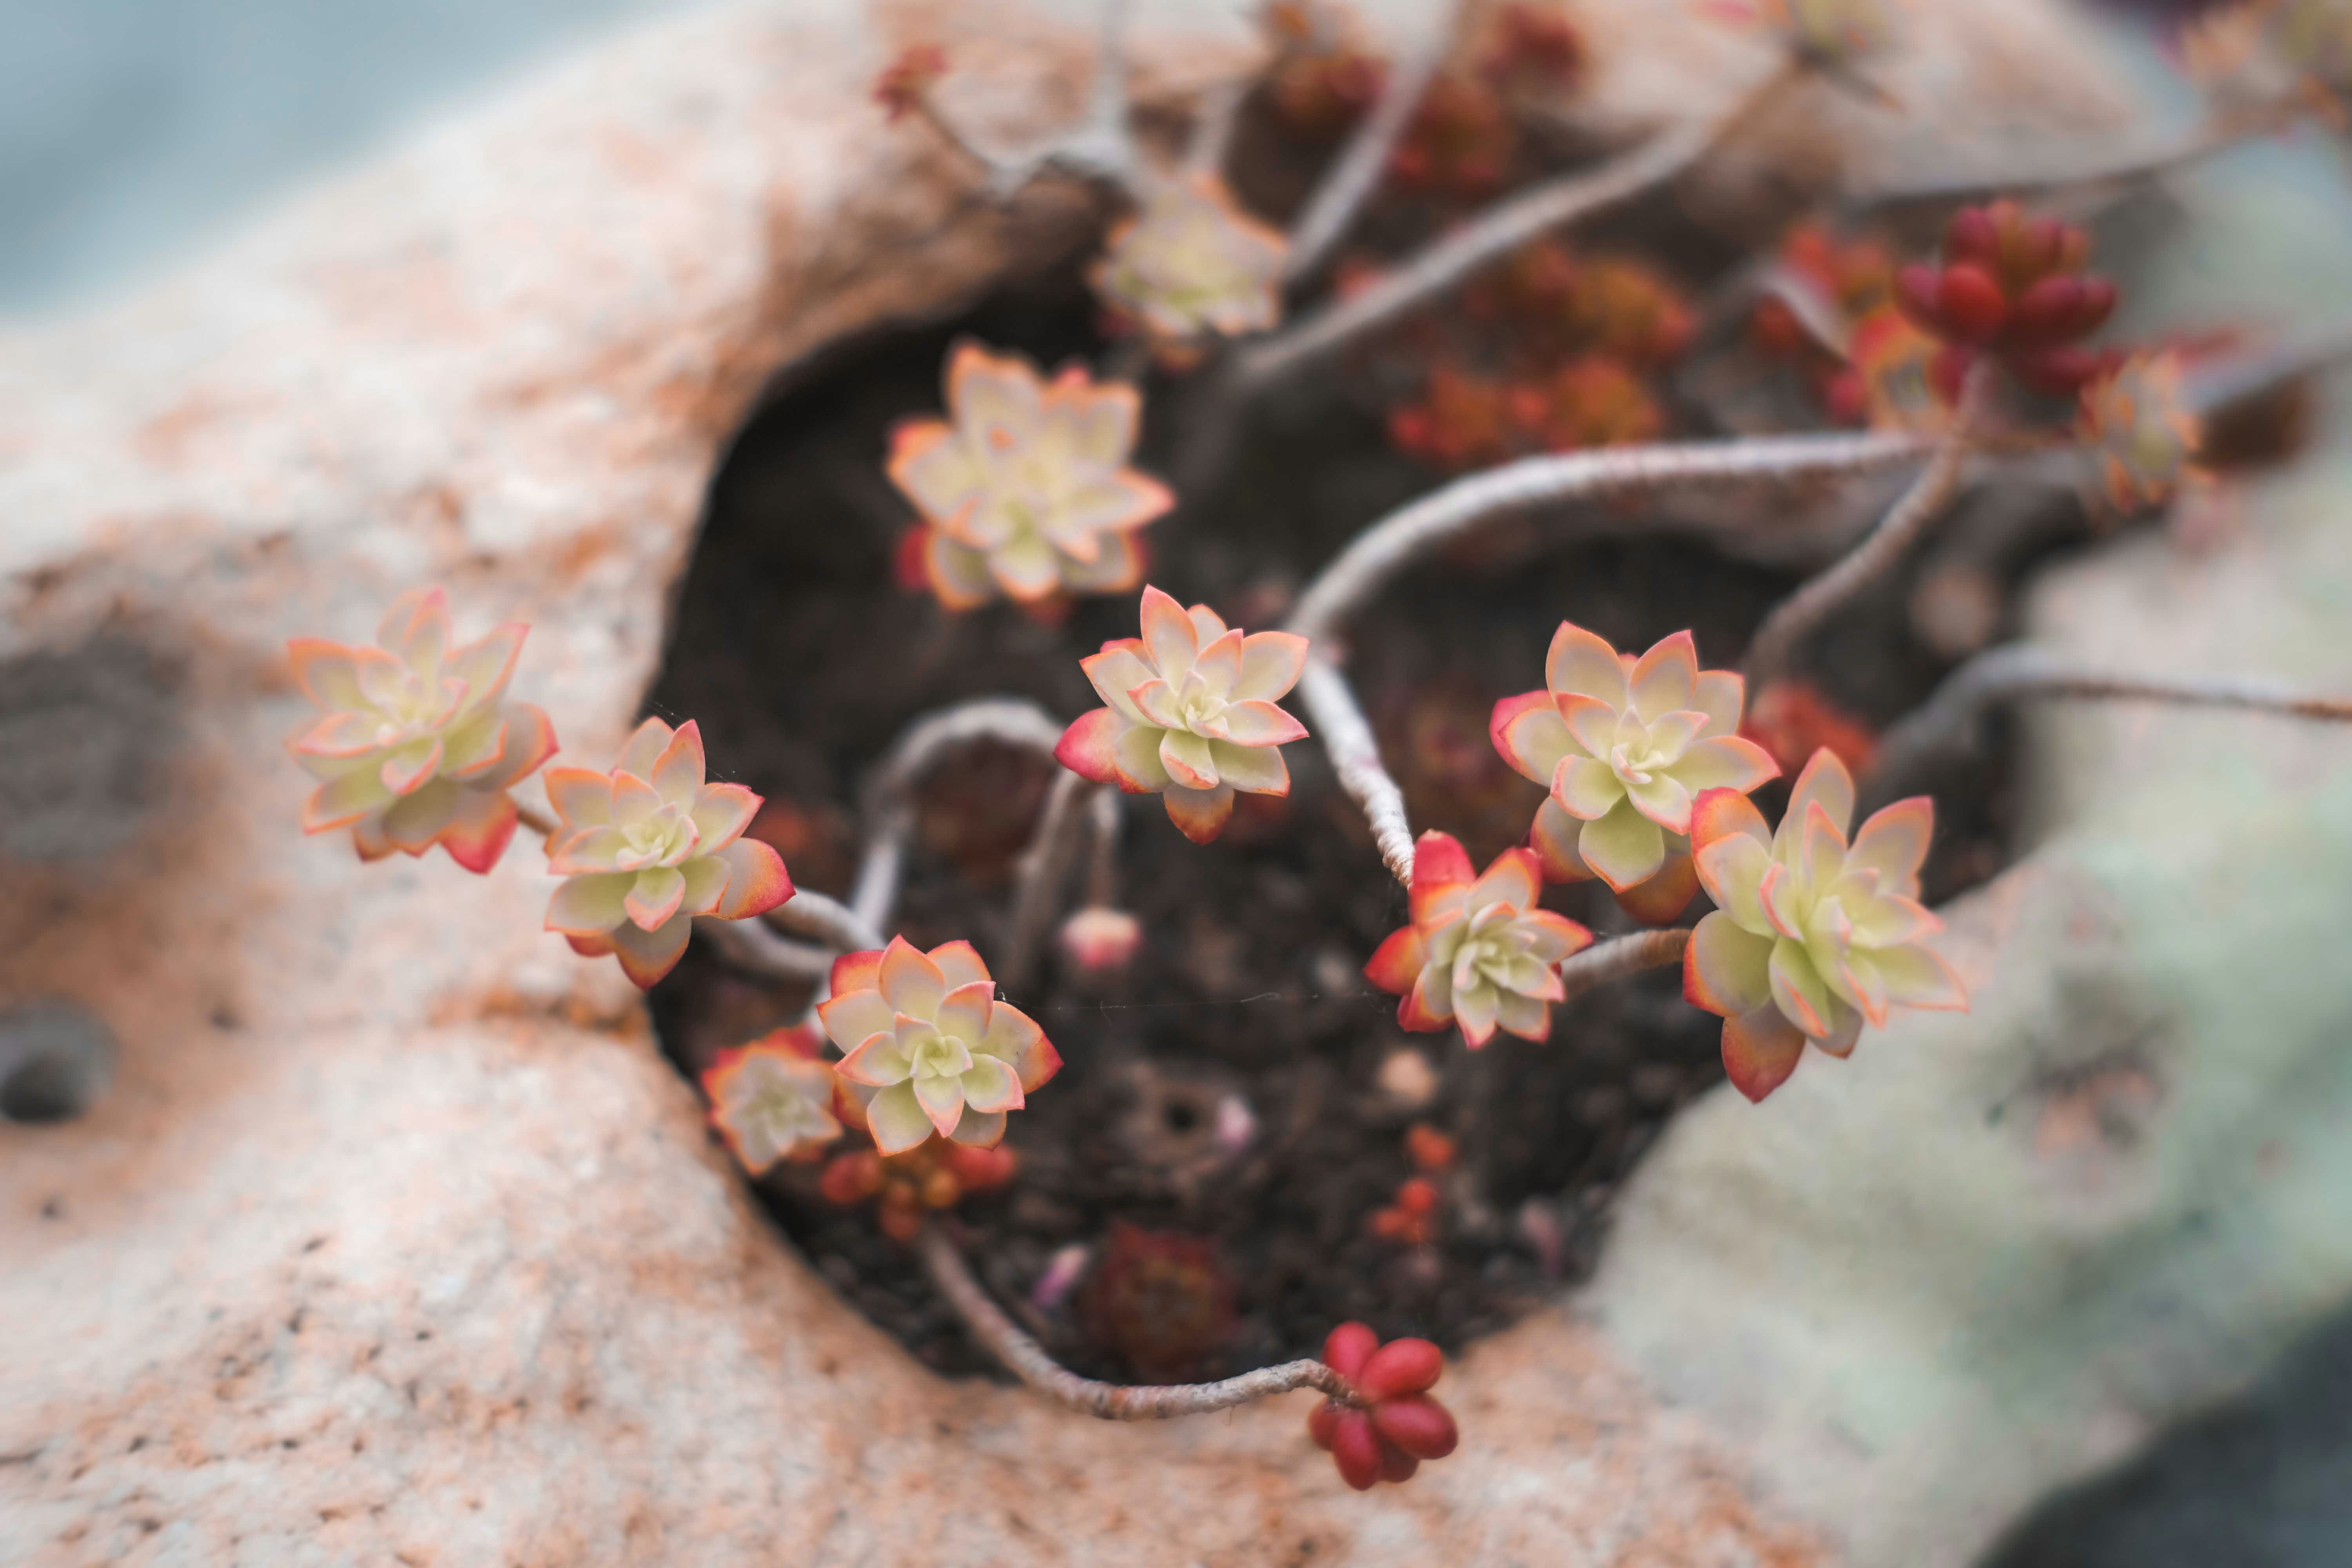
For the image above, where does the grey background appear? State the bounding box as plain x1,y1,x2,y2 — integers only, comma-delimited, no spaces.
0,0,690,314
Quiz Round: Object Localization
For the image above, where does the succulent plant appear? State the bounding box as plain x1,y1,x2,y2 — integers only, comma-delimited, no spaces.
1055,585,1311,844
702,1024,842,1174
1364,832,1593,1048
1089,173,1289,346
542,718,794,989
2079,351,2204,515
1491,623,1779,917
287,587,558,873
818,937,1062,1156
1307,1325,1460,1490
1077,1223,1236,1383
1896,200,2119,397
1683,748,1967,1102
887,342,1174,610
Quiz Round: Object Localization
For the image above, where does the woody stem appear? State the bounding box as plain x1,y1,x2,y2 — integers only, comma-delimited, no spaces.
917,1225,1358,1418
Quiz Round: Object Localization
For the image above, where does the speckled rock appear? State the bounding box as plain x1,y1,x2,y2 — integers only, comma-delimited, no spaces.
0,0,2163,1564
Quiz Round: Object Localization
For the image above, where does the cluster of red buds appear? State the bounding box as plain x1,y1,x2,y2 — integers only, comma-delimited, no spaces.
1895,200,2118,397
1369,1123,1458,1245
818,1134,1018,1243
1307,1325,1461,1489
1477,245,1693,368
1388,355,1665,470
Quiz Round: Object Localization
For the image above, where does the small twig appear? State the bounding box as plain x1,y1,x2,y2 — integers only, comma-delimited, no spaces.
848,699,1069,936
1280,1,1458,284
1556,928,1691,1001
1232,63,1796,396
694,914,837,982
1295,658,1415,885
1741,366,1991,685
1083,785,1122,906
918,1225,1356,1418
1003,771,1101,991
1286,428,1933,648
1846,101,2301,212
516,803,557,839
1865,644,2352,801
767,888,888,955
1183,78,1249,181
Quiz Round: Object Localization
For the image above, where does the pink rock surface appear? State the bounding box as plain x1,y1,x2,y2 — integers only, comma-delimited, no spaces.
0,3,1835,1562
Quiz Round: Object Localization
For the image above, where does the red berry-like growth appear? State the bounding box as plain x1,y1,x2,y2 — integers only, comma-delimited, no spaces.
1895,200,2118,397
1307,1323,1461,1490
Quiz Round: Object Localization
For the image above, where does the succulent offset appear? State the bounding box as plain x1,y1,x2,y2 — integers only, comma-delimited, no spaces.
1089,173,1289,347
287,587,558,873
1492,622,1779,918
819,937,1062,1156
1365,832,1593,1048
1683,748,1968,1101
887,342,1174,610
2079,351,2203,515
1055,585,1311,844
702,1024,842,1174
542,718,795,988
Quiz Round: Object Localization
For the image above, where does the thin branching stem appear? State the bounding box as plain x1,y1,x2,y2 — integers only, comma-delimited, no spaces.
1003,771,1101,991
1184,78,1249,180
1866,643,2352,799
1287,427,1931,649
1742,367,1991,685
1232,62,1797,395
694,914,837,982
516,803,557,839
918,1225,1356,1417
848,699,1069,936
1557,928,1691,1000
1083,785,1122,906
768,889,888,956
1296,658,1417,885
1845,99,2303,211
1281,2,1458,284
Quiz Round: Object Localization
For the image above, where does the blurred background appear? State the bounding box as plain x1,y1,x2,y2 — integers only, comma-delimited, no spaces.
0,0,690,312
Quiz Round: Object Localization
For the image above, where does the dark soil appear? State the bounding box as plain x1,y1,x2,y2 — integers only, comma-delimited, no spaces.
642,216,2024,1387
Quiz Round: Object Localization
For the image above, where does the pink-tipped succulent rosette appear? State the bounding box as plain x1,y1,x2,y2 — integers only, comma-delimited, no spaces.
1055,584,1311,844
1364,831,1593,1049
1683,748,1968,1101
542,718,794,988
887,341,1174,610
287,586,558,873
1492,621,1779,922
702,1024,842,1175
819,937,1063,1156
1089,172,1290,347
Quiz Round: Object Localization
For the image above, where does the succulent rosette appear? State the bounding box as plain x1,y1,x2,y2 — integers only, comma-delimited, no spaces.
1492,622,1779,920
2078,351,2203,515
1307,1324,1460,1490
1364,832,1593,1048
1089,172,1289,346
887,342,1174,610
1054,585,1311,844
287,587,558,873
1683,748,1967,1102
542,718,795,988
818,937,1062,1157
702,1024,842,1175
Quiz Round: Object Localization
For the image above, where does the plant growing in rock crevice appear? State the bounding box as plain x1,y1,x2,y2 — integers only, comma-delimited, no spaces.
290,0,2352,1504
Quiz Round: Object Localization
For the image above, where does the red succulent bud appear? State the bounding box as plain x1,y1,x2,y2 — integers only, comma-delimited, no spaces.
1933,263,2007,343
1308,1323,1460,1491
1896,201,2117,395
1404,1122,1457,1173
